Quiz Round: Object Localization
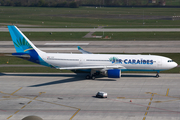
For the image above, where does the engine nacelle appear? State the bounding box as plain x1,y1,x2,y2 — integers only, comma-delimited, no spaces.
107,69,121,78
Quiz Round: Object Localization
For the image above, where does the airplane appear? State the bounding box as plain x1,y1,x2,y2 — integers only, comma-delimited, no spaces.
8,25,178,80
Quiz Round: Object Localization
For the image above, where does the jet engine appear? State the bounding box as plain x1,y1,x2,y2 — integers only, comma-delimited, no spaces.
107,69,121,78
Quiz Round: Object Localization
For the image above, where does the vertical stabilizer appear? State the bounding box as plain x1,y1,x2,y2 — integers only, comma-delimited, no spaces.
8,25,41,53
8,25,51,67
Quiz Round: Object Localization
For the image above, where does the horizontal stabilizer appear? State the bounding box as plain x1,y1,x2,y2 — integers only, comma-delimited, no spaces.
12,53,30,58
77,46,93,54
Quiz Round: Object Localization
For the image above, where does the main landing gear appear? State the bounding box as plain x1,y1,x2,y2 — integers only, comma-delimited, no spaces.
156,72,160,78
86,75,96,80
86,70,99,80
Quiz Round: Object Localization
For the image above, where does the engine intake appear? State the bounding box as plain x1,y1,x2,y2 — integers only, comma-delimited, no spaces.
107,69,121,78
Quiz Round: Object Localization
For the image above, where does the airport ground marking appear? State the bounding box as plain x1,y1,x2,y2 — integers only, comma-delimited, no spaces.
142,117,146,120
145,112,148,116
107,96,180,115
10,87,22,95
166,88,170,96
7,115,12,119
69,109,81,120
2,96,10,98
145,90,180,103
145,92,179,99
1,91,80,109
0,91,32,99
117,97,149,99
25,96,81,120
1,91,81,120
143,93,154,120
148,102,151,105
7,92,44,119
153,99,180,103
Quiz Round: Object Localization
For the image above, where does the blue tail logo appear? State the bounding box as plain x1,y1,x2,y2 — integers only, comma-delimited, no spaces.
8,25,52,67
13,37,33,52
8,25,34,53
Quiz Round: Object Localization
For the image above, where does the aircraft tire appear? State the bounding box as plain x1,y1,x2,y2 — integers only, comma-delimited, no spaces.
92,76,95,80
86,75,90,79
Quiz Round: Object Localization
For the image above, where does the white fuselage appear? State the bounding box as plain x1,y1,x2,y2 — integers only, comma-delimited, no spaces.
41,53,177,72
8,25,178,78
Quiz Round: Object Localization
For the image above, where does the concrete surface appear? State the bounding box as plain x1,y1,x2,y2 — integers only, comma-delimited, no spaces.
1,41,180,53
0,73,180,120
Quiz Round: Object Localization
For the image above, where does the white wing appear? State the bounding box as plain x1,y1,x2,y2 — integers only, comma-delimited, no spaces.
58,65,124,70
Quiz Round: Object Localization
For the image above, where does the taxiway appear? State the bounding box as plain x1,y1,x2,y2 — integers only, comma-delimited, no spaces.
0,73,180,120
1,41,180,53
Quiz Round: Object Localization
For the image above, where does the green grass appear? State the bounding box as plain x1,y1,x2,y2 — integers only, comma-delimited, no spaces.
93,32,180,40
23,32,88,41
0,53,180,73
0,6,180,28
1,32,180,41
0,32,88,41
166,0,180,6
0,55,36,65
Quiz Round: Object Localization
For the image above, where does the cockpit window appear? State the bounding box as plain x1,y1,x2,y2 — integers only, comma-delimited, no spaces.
168,60,173,62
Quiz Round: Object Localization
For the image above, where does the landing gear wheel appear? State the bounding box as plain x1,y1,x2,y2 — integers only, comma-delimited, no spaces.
86,75,90,79
91,75,96,80
156,72,160,78
156,74,159,78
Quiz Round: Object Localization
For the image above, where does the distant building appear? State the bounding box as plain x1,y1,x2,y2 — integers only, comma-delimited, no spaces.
149,0,156,3
158,0,166,6
162,1,166,6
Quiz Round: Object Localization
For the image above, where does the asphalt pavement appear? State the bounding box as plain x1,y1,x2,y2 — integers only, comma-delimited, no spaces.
0,73,180,120
1,41,180,53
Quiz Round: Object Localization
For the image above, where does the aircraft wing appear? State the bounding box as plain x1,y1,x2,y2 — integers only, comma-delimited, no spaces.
58,65,123,70
77,46,93,54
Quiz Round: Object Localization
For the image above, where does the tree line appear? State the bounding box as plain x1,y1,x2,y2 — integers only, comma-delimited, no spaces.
0,0,179,7
0,0,79,8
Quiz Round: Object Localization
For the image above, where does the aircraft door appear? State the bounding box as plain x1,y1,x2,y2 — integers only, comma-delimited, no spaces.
157,59,162,69
79,58,84,65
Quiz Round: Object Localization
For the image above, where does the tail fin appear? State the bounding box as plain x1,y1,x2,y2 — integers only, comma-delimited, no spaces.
8,26,51,67
8,25,41,53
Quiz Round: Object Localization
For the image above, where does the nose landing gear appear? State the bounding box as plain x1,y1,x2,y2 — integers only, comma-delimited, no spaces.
156,72,160,78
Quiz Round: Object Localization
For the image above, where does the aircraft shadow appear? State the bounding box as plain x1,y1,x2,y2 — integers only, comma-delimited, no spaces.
1,73,155,87
0,73,81,77
121,74,156,78
0,73,155,78
28,75,116,87
0,73,6,76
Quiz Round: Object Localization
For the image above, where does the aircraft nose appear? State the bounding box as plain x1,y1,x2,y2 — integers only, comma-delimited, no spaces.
172,62,178,68
175,62,178,67
166,61,178,69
